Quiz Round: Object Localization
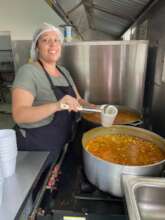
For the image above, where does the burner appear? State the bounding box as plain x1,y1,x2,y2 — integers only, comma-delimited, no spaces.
79,168,96,193
74,167,122,202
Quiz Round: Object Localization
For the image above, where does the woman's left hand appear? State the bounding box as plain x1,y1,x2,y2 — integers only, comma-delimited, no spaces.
58,95,81,112
78,98,96,108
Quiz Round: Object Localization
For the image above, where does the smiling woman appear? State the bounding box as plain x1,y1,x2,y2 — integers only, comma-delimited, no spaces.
34,30,62,70
11,23,93,157
36,31,62,75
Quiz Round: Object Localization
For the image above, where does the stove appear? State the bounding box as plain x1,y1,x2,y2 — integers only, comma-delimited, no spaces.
31,122,128,220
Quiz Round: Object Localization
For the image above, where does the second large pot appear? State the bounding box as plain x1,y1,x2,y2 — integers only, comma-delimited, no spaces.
81,105,143,131
82,126,165,197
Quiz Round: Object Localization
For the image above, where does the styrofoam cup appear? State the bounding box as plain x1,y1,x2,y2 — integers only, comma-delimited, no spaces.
0,152,17,161
1,156,17,178
0,142,17,153
101,105,118,127
0,167,4,206
0,142,17,154
0,180,3,207
0,129,18,163
0,129,16,139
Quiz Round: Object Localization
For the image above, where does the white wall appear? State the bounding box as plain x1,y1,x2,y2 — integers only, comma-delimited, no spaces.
0,0,65,40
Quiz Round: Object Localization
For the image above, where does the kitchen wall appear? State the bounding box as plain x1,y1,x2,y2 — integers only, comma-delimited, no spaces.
0,0,65,71
0,0,64,40
0,0,66,105
122,0,165,136
61,41,148,112
0,31,13,62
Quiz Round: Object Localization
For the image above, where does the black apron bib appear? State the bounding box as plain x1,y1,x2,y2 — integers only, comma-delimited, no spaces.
15,62,78,155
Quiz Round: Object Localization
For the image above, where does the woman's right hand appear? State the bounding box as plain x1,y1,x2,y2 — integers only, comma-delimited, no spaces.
57,95,81,112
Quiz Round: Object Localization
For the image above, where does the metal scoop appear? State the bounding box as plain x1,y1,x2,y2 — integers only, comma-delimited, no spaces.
60,103,118,127
60,103,102,113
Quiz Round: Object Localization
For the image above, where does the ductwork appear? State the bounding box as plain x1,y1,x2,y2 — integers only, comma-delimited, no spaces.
45,0,159,41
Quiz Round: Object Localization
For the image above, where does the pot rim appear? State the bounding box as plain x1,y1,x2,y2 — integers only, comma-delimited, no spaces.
82,125,165,168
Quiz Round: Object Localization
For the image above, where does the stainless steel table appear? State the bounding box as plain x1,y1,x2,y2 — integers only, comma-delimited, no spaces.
0,151,49,220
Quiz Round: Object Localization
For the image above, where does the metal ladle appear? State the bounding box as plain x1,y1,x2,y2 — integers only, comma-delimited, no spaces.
60,104,118,127
60,103,101,113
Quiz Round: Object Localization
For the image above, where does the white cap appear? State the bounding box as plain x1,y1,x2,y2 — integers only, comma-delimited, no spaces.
30,22,64,61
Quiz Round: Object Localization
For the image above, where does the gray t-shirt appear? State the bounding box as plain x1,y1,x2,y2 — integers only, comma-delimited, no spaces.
12,63,77,128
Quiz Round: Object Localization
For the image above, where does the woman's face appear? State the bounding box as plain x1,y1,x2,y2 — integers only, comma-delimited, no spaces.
37,31,62,63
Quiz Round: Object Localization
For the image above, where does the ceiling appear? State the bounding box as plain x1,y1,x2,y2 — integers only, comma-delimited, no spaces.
46,0,159,40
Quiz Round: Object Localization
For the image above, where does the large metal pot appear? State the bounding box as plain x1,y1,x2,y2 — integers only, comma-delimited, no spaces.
82,125,165,197
81,105,143,129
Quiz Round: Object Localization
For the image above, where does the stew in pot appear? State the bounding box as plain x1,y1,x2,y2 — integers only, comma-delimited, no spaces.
82,111,140,125
85,134,165,166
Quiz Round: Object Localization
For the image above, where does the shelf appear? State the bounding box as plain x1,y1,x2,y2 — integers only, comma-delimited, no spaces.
0,49,12,52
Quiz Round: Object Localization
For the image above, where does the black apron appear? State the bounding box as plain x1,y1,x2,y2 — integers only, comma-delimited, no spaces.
15,61,78,156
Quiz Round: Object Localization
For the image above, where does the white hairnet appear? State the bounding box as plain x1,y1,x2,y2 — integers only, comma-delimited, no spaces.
30,22,64,61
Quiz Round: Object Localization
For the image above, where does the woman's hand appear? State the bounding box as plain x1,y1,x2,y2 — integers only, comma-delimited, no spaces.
57,95,81,112
77,98,96,108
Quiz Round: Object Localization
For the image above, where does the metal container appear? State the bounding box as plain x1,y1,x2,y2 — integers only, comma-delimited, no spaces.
81,105,143,132
82,126,165,197
60,41,148,112
123,175,165,220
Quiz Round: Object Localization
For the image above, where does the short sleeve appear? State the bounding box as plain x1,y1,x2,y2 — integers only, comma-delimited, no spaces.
12,64,37,97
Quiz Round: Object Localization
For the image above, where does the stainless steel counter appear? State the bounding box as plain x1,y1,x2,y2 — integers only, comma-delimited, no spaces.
0,151,49,220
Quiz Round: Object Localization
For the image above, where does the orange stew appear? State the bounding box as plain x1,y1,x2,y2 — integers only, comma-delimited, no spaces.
85,134,165,166
82,111,140,125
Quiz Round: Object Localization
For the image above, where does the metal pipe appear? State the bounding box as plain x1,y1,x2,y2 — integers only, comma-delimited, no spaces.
83,1,133,22
66,1,83,15
45,0,85,40
120,0,160,37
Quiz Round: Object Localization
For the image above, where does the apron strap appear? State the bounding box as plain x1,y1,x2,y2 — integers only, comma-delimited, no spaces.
38,60,73,96
56,65,72,86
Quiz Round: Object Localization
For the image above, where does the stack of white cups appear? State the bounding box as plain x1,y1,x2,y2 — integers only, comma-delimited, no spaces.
0,129,18,178
0,167,4,207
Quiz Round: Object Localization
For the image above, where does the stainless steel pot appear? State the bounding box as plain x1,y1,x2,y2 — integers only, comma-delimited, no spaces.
82,126,165,197
81,105,143,127
114,105,143,126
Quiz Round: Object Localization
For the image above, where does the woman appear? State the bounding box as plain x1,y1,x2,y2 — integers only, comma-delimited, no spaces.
12,23,89,156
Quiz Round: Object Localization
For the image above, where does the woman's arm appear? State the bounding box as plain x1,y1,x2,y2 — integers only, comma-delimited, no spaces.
12,88,60,124
12,88,80,124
